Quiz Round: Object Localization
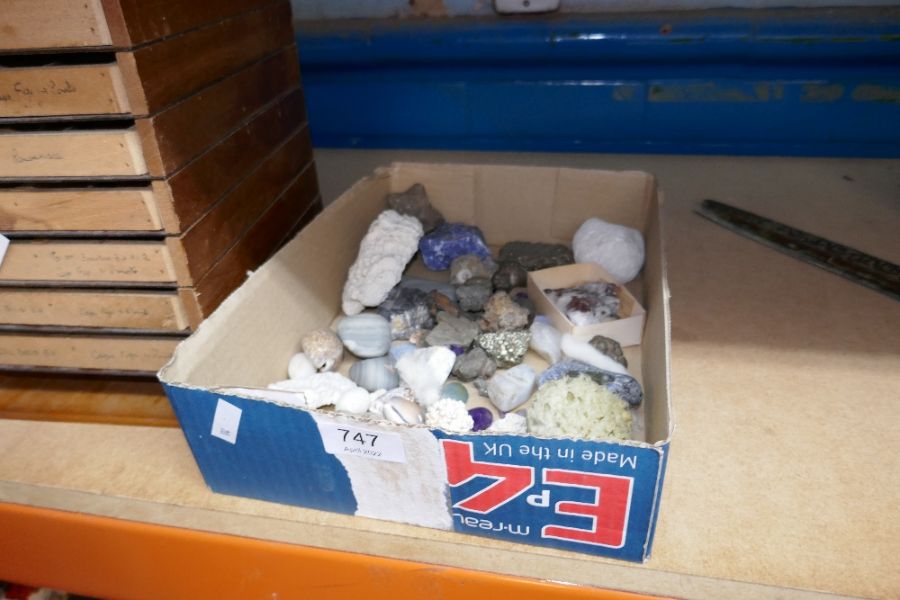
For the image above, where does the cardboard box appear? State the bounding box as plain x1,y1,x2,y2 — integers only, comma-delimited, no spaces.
528,263,647,347
159,162,672,562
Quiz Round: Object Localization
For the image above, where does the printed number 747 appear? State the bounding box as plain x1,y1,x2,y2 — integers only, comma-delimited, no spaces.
338,428,378,447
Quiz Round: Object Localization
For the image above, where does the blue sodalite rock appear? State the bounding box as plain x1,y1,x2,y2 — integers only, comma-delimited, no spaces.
377,286,434,340
538,359,643,406
419,223,492,271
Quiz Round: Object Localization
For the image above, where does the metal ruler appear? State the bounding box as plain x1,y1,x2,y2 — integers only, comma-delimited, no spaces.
695,199,900,302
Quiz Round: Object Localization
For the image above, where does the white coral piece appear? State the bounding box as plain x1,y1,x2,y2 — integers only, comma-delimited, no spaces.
425,398,474,432
342,210,423,315
269,372,359,409
487,412,527,434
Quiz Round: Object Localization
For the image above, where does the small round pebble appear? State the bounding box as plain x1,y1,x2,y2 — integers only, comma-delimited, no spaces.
440,381,469,403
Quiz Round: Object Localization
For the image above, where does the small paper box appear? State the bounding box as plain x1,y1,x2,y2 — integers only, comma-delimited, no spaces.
528,263,646,347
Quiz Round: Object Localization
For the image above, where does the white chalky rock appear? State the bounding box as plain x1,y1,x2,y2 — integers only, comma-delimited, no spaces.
487,364,536,413
529,317,563,365
342,210,424,315
269,372,359,409
487,412,528,434
395,346,456,407
425,398,474,432
287,352,316,379
560,334,628,375
573,218,645,284
335,386,373,415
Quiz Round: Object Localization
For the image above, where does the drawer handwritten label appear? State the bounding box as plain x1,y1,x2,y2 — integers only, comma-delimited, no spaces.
318,422,406,463
211,399,242,444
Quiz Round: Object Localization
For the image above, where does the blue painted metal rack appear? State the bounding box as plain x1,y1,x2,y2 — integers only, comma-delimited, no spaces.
296,8,900,157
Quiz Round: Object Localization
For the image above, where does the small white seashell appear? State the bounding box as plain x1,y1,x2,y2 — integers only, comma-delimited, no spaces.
382,397,425,425
395,346,456,407
559,334,628,375
487,364,536,413
300,329,344,372
529,317,563,365
335,386,372,415
287,352,316,379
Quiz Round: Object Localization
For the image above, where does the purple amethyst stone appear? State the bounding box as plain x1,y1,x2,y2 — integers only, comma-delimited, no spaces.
468,407,494,432
419,223,492,271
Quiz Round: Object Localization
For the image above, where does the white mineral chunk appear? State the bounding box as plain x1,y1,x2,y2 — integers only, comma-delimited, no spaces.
573,218,645,284
486,364,536,413
269,372,359,409
487,412,528,434
342,210,424,315
529,317,563,365
560,334,628,375
395,346,456,407
425,398,474,432
335,386,372,415
287,352,316,379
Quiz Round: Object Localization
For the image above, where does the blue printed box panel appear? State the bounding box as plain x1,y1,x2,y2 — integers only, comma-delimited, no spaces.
164,383,667,562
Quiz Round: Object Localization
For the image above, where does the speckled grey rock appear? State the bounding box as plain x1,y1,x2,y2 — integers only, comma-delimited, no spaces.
499,241,574,271
377,286,434,340
588,334,628,368
492,260,528,292
538,359,642,406
475,330,531,368
456,277,493,312
450,254,498,285
426,312,480,348
452,347,497,382
480,291,530,332
386,183,444,232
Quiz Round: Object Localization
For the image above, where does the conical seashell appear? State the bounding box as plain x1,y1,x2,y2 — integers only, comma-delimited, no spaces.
300,328,343,371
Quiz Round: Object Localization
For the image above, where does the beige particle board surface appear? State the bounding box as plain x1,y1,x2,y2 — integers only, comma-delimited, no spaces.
0,151,898,599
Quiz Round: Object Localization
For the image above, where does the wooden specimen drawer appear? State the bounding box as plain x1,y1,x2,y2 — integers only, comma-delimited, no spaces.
0,332,181,373
0,128,147,178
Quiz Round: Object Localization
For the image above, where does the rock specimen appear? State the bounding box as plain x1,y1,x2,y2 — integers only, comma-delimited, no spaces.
498,241,574,271
527,374,633,440
425,398,474,432
425,312,480,348
349,356,399,392
456,277,493,312
480,292,530,332
342,210,423,315
491,260,528,291
386,183,444,232
538,359,643,406
389,342,416,362
486,364,535,412
419,223,491,271
573,218,645,284
468,407,493,432
269,372,359,409
377,286,434,340
440,381,469,403
544,282,620,325
287,352,315,379
337,313,392,358
450,254,498,285
300,328,343,372
427,290,459,317
395,346,456,407
475,330,531,368
399,277,457,301
560,334,627,375
529,317,562,365
589,334,628,368
487,412,527,434
452,347,497,382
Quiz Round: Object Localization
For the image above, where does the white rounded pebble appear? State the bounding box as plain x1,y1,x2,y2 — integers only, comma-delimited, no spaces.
425,398,474,432
335,386,372,414
529,317,563,365
287,352,316,379
486,364,536,413
560,334,628,375
573,218,645,283
395,346,456,407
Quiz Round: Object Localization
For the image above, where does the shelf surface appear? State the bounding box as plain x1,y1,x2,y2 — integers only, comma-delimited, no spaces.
1,150,898,599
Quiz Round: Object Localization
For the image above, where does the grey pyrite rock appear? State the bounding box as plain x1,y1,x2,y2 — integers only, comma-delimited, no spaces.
588,334,628,368
452,347,497,382
475,330,531,368
499,241,574,271
426,312,480,348
386,183,445,232
492,260,528,291
456,277,493,312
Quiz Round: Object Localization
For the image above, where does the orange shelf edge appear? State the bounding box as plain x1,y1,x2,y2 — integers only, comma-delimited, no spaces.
0,502,667,600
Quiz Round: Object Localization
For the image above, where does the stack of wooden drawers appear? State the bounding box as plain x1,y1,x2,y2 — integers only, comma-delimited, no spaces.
0,0,321,375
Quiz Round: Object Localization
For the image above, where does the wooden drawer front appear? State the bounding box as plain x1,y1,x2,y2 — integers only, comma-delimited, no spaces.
0,187,161,233
0,64,130,119
0,333,179,373
0,0,112,51
0,241,176,285
0,130,147,178
0,290,190,331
